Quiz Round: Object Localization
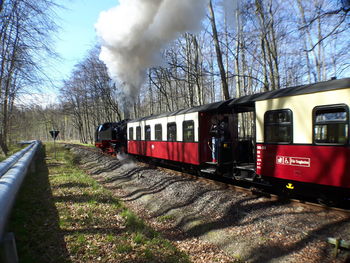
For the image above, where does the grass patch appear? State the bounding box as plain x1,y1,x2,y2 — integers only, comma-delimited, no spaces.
9,143,190,263
116,242,133,253
8,143,27,154
158,214,176,223
58,141,95,148
133,232,146,244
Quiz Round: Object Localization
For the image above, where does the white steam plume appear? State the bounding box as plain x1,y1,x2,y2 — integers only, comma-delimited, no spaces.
95,0,208,102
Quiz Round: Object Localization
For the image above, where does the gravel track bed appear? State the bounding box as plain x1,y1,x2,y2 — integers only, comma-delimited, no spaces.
68,145,350,263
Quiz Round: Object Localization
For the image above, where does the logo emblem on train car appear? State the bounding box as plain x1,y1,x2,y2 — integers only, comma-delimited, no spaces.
286,183,295,189
276,156,311,167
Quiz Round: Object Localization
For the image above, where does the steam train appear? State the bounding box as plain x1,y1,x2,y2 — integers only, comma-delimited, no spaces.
95,78,350,204
95,120,128,155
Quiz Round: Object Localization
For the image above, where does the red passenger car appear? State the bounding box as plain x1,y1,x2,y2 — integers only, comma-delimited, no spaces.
229,78,350,200
127,101,233,169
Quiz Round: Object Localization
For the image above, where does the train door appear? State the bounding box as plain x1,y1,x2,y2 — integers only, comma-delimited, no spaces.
231,105,256,179
199,111,235,176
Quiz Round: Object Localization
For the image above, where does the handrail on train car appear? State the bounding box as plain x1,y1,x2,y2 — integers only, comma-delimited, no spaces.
0,140,41,263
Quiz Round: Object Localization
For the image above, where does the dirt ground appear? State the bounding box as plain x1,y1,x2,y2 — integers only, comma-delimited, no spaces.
68,145,350,263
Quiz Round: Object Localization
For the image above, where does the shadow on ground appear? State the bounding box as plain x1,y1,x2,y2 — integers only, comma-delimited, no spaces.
74,146,350,263
105,166,350,262
9,145,72,263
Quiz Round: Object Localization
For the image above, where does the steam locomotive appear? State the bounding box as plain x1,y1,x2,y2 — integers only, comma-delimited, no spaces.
95,120,128,156
95,78,350,204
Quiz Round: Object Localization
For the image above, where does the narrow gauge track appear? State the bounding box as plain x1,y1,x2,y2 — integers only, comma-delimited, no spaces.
66,144,350,216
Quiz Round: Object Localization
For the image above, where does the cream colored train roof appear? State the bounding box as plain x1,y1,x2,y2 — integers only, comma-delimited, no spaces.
229,78,350,106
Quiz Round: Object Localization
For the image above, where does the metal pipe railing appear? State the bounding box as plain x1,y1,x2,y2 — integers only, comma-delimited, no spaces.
0,140,41,262
0,142,35,178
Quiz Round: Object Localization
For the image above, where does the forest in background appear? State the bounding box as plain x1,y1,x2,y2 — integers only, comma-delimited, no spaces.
1,0,350,150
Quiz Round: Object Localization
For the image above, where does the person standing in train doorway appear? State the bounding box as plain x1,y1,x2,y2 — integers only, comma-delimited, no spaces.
209,115,230,163
209,117,219,163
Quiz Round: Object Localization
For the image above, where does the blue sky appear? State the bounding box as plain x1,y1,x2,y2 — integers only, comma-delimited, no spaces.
48,0,118,91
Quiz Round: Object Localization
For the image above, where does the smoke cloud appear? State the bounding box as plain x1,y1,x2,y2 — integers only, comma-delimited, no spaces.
95,0,208,102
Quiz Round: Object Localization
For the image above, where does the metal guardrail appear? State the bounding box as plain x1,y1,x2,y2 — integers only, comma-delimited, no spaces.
0,142,36,179
0,140,41,263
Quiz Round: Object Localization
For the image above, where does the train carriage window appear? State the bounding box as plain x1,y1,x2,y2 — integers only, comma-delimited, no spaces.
264,109,293,144
183,120,194,142
313,105,349,145
145,125,151,141
129,127,133,140
167,123,177,141
136,126,141,140
155,124,162,141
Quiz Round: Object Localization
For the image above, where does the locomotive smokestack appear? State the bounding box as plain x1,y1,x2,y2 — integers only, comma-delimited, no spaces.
95,0,208,103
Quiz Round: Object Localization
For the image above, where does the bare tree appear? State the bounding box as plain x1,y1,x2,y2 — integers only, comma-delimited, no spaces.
0,0,58,154
208,0,229,100
59,47,123,143
12,0,350,140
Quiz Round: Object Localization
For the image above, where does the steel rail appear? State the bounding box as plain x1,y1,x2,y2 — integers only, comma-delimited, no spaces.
0,140,41,262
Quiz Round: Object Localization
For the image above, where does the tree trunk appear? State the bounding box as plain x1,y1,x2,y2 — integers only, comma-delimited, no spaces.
208,0,229,100
0,133,9,156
